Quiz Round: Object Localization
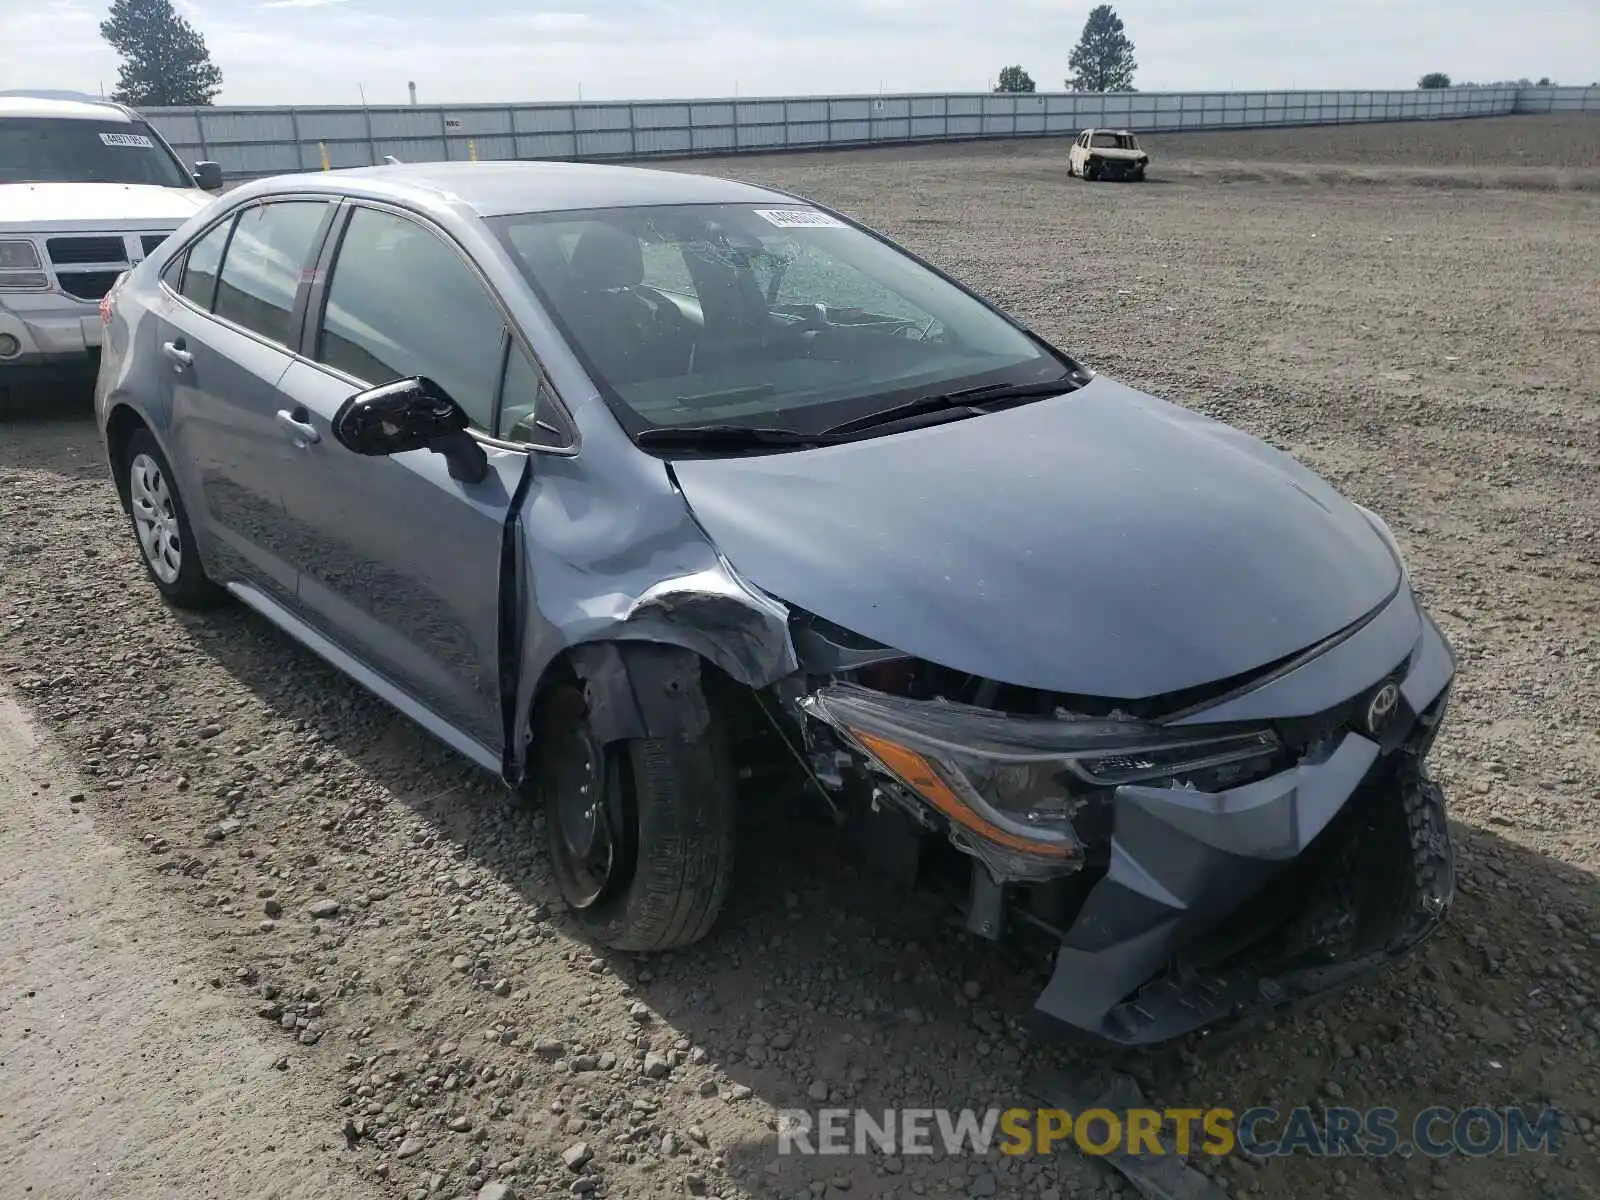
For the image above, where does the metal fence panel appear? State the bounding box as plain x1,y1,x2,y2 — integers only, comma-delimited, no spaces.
633,127,692,154
443,108,513,136
138,85,1542,181
738,123,786,148
690,126,735,151
365,109,436,138
515,132,577,158
575,129,628,155
633,104,688,129
145,112,202,144
575,105,631,132
737,101,785,125
691,103,734,127
198,109,294,143
447,134,515,160
372,137,442,163
512,107,575,134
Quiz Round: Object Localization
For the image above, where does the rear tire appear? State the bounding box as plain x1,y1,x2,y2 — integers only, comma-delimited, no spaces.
122,429,225,609
537,681,736,952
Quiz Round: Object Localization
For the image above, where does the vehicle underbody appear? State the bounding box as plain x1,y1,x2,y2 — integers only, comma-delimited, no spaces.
709,605,1456,1047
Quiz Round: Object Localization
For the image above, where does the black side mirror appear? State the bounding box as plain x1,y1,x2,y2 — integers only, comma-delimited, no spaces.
331,377,489,484
192,161,224,191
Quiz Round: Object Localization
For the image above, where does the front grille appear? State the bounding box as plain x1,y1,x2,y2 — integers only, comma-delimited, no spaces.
47,236,128,266
1275,662,1411,756
141,234,169,256
56,270,123,302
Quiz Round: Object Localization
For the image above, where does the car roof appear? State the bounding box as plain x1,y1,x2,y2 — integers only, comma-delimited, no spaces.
0,94,135,122
235,160,801,218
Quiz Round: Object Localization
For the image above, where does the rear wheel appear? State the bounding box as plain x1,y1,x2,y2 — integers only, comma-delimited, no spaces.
535,680,736,952
122,429,224,609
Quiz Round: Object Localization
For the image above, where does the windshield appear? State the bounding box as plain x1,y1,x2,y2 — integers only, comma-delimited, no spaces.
1090,132,1138,149
491,203,1066,437
0,118,193,187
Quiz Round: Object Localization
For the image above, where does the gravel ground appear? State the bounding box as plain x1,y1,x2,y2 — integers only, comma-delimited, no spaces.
3,115,1599,1200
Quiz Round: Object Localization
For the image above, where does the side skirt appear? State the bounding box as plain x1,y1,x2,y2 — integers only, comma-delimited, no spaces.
227,581,503,775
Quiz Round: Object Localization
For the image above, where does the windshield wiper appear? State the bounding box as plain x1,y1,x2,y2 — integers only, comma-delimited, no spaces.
635,424,841,450
822,373,1082,437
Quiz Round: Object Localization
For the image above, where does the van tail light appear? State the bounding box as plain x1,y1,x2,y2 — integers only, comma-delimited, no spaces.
99,271,130,325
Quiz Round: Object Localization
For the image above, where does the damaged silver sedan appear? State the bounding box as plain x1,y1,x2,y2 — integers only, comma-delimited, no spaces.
94,161,1455,1045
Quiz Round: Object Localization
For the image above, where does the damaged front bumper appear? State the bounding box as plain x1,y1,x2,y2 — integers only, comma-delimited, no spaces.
1038,746,1453,1045
798,605,1457,1046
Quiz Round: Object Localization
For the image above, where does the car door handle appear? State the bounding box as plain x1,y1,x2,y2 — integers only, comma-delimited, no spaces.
161,340,193,368
275,408,320,444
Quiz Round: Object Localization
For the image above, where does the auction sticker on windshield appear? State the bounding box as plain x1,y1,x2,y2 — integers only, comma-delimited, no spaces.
754,209,847,229
99,132,155,148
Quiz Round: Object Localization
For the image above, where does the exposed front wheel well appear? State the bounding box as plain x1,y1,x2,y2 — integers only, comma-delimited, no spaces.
528,640,745,951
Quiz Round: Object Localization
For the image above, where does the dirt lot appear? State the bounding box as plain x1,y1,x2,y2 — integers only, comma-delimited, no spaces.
3,115,1599,1200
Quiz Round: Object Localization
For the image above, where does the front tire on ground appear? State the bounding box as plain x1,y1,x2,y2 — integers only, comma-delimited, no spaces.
536,680,736,953
121,428,224,609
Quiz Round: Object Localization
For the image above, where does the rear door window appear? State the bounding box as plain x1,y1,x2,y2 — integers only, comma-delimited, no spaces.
213,200,331,346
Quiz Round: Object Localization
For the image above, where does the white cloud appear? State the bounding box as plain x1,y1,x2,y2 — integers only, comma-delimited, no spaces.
0,0,1593,106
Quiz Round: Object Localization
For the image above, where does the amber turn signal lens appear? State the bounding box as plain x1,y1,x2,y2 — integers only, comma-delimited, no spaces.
852,730,1076,859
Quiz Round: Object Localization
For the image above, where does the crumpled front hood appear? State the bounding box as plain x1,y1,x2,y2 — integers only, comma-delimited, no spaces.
0,182,211,228
670,376,1400,700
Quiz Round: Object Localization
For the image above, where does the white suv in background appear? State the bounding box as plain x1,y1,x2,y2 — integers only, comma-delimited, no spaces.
0,92,223,388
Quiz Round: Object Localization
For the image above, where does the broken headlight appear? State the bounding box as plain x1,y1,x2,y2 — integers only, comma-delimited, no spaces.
803,683,1281,865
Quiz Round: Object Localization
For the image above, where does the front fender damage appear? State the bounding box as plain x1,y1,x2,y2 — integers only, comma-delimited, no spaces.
508,556,799,779
561,569,798,748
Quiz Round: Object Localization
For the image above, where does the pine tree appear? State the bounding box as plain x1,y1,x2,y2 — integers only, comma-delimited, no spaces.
1066,5,1137,93
100,0,224,107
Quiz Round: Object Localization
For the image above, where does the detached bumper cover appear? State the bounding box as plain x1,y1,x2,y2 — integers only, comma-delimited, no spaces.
1033,613,1457,1045
1037,761,1452,1044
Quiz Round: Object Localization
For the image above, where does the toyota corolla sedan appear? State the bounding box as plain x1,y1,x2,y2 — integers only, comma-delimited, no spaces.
94,161,1455,1045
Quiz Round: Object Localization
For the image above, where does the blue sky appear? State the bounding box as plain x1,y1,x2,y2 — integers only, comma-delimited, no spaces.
3,0,1595,105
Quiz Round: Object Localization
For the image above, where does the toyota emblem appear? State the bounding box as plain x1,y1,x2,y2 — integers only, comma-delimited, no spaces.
1365,681,1400,735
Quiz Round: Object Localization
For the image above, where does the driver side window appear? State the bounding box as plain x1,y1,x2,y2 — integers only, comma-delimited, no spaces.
316,206,505,431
